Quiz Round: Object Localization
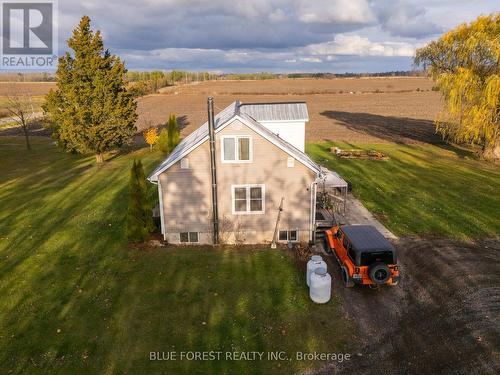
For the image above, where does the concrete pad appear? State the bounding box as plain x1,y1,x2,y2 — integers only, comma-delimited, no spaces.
337,193,397,239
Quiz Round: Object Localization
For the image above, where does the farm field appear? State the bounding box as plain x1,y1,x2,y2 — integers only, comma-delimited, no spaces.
137,77,443,144
0,82,54,119
0,78,442,144
0,82,55,96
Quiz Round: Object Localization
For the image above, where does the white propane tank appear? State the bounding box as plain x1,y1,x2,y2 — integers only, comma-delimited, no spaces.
307,255,327,286
310,268,331,304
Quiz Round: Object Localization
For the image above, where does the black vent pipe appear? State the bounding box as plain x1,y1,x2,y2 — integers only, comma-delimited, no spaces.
207,97,219,245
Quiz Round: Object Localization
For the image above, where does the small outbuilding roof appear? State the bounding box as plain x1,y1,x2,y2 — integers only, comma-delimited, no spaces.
239,102,309,122
341,225,396,254
318,167,348,188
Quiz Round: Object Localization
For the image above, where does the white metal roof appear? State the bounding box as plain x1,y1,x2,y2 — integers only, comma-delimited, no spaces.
148,101,320,182
239,102,309,122
318,167,348,188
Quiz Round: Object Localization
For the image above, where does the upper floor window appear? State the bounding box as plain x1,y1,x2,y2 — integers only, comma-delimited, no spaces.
221,136,251,163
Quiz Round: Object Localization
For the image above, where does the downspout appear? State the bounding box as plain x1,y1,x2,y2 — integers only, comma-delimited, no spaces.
157,179,166,240
207,97,219,245
309,180,318,244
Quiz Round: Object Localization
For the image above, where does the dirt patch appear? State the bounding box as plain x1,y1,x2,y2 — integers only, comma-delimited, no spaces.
310,237,500,374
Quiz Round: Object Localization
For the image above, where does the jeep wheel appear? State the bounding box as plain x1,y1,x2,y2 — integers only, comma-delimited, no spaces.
341,266,354,288
369,262,391,284
323,237,333,254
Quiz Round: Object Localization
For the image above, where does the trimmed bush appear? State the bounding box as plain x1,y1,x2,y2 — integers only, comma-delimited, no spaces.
126,160,154,243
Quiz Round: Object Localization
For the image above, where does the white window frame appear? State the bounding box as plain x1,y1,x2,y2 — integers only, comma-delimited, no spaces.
179,232,199,243
278,229,299,242
221,135,253,163
231,184,265,215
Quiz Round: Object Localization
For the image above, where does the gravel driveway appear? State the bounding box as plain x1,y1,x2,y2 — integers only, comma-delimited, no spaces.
309,237,499,374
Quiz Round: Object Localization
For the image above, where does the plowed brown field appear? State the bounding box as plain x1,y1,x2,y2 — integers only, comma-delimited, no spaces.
0,78,444,144
137,77,443,144
0,82,55,96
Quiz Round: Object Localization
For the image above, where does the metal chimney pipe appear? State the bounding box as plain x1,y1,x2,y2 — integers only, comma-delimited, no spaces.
207,97,219,245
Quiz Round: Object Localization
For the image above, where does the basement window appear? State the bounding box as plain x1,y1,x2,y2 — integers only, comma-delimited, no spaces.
279,230,298,242
180,232,199,243
221,136,252,162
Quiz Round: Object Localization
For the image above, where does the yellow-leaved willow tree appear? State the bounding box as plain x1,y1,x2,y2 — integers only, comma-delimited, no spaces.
415,14,499,160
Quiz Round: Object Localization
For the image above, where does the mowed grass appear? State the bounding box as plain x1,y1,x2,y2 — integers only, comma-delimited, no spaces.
0,137,350,375
307,142,500,240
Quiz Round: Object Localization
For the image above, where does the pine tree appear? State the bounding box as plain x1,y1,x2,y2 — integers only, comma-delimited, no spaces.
157,128,169,154
126,160,154,243
43,16,137,163
135,159,155,233
167,114,180,153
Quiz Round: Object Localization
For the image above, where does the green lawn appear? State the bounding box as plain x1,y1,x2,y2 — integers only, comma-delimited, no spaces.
0,137,350,375
307,142,500,240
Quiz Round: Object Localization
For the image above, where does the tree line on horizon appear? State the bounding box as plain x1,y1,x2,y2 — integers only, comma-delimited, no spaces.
0,70,426,83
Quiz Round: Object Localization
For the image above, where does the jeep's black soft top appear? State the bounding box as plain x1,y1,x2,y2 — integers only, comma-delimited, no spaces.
340,225,396,255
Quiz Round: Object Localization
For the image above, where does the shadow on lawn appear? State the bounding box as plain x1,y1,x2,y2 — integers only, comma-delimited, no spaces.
0,141,346,374
0,138,160,281
0,149,160,372
0,119,50,137
311,142,499,239
320,110,442,145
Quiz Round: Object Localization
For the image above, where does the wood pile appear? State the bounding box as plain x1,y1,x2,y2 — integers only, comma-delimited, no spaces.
330,147,389,160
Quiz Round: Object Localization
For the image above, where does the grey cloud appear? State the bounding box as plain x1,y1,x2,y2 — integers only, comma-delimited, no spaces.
59,0,378,51
373,0,443,38
54,0,493,72
118,33,420,72
120,46,413,73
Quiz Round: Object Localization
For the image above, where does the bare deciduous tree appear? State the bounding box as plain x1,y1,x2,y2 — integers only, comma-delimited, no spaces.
3,88,36,150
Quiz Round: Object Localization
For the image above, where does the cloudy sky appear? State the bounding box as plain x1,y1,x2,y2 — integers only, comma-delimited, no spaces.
57,0,498,73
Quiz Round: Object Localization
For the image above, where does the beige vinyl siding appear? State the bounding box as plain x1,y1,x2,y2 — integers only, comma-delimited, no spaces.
159,118,316,244
158,142,213,242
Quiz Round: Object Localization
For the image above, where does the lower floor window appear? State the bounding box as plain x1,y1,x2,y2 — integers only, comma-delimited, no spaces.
180,232,199,243
232,184,265,214
279,230,298,242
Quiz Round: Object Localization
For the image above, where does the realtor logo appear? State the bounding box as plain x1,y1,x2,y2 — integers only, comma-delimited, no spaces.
1,0,58,69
